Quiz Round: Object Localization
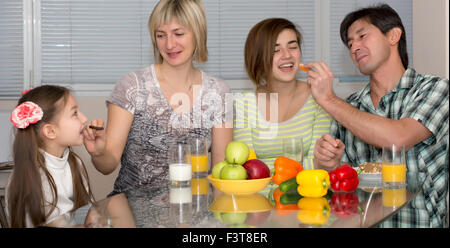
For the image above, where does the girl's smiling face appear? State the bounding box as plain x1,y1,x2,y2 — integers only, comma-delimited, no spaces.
270,28,301,84
53,93,88,148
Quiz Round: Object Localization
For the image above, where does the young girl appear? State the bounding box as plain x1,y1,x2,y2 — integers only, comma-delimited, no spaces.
6,85,97,227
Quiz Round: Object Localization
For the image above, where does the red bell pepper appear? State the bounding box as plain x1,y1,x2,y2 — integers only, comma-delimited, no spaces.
330,192,361,218
329,164,359,192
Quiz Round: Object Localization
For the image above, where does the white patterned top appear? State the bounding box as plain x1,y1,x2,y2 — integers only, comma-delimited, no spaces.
107,65,231,195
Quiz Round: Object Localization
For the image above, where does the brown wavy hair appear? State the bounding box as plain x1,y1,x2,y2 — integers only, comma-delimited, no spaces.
244,18,303,87
7,85,94,227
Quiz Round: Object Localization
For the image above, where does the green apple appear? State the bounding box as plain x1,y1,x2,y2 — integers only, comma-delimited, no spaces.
221,212,247,225
228,223,249,228
225,141,250,165
220,164,247,180
213,212,224,223
212,160,229,179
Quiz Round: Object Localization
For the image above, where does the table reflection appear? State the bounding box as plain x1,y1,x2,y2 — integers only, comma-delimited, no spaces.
46,193,135,228
122,172,421,228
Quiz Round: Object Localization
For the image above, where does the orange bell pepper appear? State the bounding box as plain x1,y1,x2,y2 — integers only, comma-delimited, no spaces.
272,188,299,216
273,156,303,185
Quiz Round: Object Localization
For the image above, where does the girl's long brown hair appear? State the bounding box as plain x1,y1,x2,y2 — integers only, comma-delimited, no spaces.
7,85,94,227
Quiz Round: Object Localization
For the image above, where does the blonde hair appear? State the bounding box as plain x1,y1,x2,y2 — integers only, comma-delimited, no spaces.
148,0,208,63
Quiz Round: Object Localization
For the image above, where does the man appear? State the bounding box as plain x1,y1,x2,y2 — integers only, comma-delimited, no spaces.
305,4,448,227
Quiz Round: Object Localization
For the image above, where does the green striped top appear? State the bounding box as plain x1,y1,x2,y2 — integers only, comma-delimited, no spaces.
233,92,332,170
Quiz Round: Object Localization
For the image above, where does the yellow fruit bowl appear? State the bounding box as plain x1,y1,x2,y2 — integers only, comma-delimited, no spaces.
209,193,273,213
207,175,272,195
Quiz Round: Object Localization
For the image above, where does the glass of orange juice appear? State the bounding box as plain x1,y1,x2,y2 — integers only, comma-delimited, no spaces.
382,187,406,207
190,137,209,177
191,177,210,213
381,144,406,187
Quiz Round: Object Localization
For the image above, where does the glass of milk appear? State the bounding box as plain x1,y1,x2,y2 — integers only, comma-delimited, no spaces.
169,184,193,226
168,142,192,187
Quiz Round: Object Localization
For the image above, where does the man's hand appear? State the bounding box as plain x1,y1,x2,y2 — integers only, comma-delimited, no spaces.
314,134,345,170
304,62,337,106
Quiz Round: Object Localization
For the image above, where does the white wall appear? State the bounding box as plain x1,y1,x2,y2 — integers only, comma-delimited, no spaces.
413,0,449,78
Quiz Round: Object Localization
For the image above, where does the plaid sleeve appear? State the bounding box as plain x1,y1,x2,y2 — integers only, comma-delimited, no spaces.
330,119,350,163
402,76,449,143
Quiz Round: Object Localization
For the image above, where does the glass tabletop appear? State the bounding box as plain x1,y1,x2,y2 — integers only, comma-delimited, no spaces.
123,172,422,228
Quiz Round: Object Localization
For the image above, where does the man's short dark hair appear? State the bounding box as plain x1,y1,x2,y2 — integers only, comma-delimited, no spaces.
340,3,409,69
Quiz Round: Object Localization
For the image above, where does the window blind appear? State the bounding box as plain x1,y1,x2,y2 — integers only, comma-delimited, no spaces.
329,0,413,79
40,0,156,85
0,0,24,97
39,0,315,85
1,0,413,98
200,0,316,79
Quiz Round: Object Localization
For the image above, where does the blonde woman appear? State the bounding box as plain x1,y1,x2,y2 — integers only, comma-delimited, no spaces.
84,0,232,195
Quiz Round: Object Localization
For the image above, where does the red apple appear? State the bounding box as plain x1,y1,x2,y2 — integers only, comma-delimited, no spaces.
243,159,270,179
245,210,271,226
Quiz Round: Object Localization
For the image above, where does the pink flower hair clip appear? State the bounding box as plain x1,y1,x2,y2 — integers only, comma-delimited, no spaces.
21,88,32,96
10,101,44,129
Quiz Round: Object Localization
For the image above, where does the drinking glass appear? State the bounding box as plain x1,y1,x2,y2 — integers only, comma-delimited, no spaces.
169,184,193,226
381,144,406,187
190,137,209,177
191,176,210,214
282,137,304,164
382,187,407,207
168,142,192,187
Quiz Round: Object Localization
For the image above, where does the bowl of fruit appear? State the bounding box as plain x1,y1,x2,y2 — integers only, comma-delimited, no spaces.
209,192,273,213
208,141,272,195
210,193,273,227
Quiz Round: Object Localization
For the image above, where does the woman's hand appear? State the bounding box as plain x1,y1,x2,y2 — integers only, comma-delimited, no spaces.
82,118,106,157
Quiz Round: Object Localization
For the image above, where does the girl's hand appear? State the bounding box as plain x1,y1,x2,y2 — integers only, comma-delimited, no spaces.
82,118,106,156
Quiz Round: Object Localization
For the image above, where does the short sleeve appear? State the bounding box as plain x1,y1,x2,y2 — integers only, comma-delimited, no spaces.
210,77,232,126
106,71,139,115
403,77,449,143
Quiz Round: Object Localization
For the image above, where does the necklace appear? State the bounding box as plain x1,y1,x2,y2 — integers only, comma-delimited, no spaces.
157,65,196,107
178,81,193,105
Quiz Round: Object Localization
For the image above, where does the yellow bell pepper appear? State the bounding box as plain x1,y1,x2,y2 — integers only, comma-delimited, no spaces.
296,169,330,197
297,197,330,225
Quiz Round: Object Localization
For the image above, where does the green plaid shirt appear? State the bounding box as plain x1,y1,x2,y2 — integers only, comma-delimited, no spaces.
331,68,449,227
